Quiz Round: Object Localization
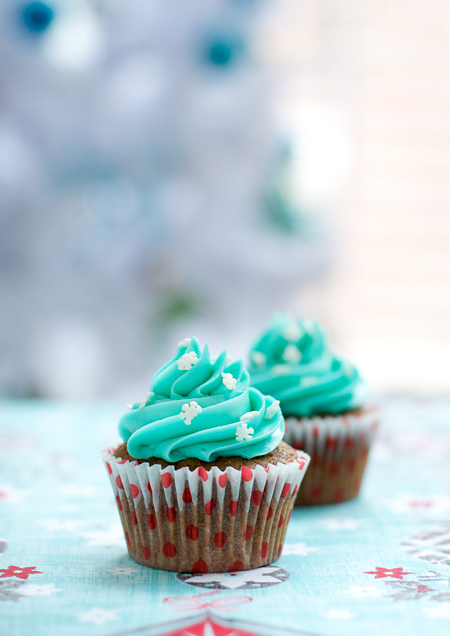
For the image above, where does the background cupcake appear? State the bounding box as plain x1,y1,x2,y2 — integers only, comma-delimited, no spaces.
248,316,378,505
103,337,310,572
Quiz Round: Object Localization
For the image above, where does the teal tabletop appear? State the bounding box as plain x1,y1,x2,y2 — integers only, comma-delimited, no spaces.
1,397,450,636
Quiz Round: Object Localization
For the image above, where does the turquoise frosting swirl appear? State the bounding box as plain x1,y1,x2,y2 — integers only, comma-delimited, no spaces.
118,337,284,462
248,316,367,417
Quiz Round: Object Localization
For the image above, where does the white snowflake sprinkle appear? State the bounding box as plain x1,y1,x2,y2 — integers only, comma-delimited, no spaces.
177,351,199,371
236,422,254,442
178,338,192,348
139,391,154,408
125,403,134,410
222,372,237,390
282,344,302,364
252,351,267,367
179,401,202,425
265,400,280,419
282,322,303,342
240,411,259,421
78,608,119,626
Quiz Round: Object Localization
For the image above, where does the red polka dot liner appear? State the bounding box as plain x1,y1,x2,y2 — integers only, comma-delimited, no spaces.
102,447,310,573
284,405,379,506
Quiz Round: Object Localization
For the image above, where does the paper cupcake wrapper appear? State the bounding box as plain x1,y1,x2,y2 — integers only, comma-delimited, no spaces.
102,448,310,573
283,407,379,506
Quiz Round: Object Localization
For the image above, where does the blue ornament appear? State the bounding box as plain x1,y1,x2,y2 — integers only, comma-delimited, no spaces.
21,2,54,33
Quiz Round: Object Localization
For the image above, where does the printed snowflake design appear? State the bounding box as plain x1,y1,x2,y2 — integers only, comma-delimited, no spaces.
139,391,154,408
78,608,119,625
20,584,62,597
402,526,450,565
384,580,434,601
265,400,280,420
236,422,254,442
240,411,259,421
282,543,318,557
383,495,450,515
345,585,385,599
0,484,28,504
282,345,301,364
178,338,192,348
424,604,450,619
251,351,267,367
39,519,81,532
178,565,289,590
221,373,237,390
108,567,138,576
81,524,125,548
0,580,26,602
323,609,355,620
282,322,303,342
321,517,364,531
0,566,42,580
365,567,413,580
180,401,202,426
177,351,199,371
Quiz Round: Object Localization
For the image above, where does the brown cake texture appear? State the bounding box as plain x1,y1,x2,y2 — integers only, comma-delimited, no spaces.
114,439,298,469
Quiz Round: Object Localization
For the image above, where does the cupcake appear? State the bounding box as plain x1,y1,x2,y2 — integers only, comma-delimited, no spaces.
102,337,310,572
248,316,378,506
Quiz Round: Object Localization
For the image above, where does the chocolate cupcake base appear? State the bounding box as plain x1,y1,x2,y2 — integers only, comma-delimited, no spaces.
103,443,310,572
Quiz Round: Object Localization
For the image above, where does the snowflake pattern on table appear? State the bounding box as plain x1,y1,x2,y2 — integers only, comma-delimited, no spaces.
20,584,62,597
81,524,125,548
402,526,450,565
77,608,119,625
364,567,413,580
0,580,26,602
321,518,364,531
177,566,290,590
282,543,319,557
107,567,138,576
39,519,82,532
323,609,355,620
0,565,42,580
383,495,450,515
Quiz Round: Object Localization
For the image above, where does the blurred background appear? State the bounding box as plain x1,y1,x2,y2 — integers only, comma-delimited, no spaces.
1,0,449,400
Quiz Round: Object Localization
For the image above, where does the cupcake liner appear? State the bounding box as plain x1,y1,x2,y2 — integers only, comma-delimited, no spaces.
283,407,379,506
102,448,310,573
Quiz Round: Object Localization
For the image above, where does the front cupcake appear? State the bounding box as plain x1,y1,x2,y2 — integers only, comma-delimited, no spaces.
102,337,310,572
248,316,379,506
